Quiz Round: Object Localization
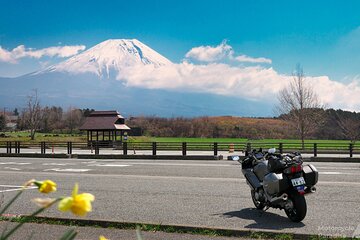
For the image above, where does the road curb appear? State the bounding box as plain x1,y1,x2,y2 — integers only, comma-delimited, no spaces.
2,153,360,162
0,153,222,160
226,155,360,163
309,157,360,163
0,215,323,239
0,153,69,158
75,154,223,160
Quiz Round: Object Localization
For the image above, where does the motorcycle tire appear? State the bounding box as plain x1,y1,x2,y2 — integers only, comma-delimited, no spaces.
285,191,307,222
251,190,265,210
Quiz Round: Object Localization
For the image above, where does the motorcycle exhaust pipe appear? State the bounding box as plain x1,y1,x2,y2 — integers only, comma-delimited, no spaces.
270,193,288,204
305,186,316,194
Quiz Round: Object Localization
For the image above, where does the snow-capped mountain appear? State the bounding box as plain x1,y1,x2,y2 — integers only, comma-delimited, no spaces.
0,39,271,116
35,39,172,79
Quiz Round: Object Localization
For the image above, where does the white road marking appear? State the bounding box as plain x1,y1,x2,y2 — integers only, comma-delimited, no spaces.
317,167,360,170
0,186,37,193
88,164,130,167
43,168,91,172
321,171,342,175
81,161,97,164
0,184,27,188
318,181,360,186
320,171,359,175
0,162,31,165
92,162,232,167
43,163,76,166
3,167,21,171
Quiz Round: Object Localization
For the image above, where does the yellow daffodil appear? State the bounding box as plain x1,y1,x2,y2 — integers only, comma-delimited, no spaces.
58,183,95,216
99,236,109,240
34,180,57,193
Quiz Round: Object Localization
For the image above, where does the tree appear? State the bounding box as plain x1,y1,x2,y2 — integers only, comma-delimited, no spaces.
64,107,83,133
335,111,360,143
0,115,6,131
277,65,324,149
24,90,44,140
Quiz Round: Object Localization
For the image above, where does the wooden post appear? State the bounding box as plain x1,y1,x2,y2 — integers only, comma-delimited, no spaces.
67,142,72,155
246,143,251,153
15,141,20,154
123,142,127,155
8,141,12,154
349,143,353,158
313,143,317,157
152,142,157,156
95,141,99,155
182,142,186,156
279,143,283,154
214,142,218,156
96,131,99,142
41,142,46,154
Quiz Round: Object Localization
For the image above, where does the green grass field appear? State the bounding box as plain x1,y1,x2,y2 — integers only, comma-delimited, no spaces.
0,131,358,147
143,137,355,144
0,131,86,142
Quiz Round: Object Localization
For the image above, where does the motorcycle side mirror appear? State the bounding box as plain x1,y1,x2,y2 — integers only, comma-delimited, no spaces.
230,155,240,161
268,148,276,154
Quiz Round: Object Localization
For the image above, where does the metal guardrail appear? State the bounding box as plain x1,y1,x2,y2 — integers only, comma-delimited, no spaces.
0,141,358,157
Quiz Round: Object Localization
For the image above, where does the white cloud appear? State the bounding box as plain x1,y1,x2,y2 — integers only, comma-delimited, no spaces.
118,62,289,101
185,40,233,62
0,46,15,63
0,44,86,63
235,54,272,64
115,61,360,111
185,40,272,65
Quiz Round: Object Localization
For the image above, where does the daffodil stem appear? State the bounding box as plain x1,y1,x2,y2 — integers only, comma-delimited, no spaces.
59,228,77,240
1,199,60,240
0,189,24,215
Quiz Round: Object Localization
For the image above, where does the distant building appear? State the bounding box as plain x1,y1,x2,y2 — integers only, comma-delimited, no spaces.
79,110,130,146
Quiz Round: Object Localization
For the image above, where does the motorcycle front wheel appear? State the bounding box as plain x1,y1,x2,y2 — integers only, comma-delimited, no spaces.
285,191,307,222
251,190,265,210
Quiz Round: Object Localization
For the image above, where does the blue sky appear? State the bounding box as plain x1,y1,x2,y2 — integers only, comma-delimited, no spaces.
1,0,360,81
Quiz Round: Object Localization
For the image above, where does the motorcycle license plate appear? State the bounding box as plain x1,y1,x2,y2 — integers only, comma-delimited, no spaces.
291,177,306,187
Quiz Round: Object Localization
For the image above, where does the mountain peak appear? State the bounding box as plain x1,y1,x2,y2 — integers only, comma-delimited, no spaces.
37,39,172,78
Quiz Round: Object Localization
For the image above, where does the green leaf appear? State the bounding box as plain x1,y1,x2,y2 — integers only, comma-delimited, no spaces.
59,228,77,240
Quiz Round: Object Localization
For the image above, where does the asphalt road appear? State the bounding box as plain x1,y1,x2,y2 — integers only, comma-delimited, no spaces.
0,157,359,238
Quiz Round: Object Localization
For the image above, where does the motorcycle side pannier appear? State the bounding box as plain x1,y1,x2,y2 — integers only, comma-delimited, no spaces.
302,164,319,186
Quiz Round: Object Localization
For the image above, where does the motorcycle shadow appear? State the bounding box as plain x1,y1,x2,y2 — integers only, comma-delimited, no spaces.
222,208,305,230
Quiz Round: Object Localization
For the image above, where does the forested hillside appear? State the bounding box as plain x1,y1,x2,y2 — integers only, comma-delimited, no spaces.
127,109,360,140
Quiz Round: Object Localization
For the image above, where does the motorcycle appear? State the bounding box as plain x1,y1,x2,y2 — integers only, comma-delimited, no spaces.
236,148,318,222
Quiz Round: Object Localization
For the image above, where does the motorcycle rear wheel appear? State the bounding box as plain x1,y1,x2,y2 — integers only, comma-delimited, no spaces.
285,191,307,222
251,190,265,210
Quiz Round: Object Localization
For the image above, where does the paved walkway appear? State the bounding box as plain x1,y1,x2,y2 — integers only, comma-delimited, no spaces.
0,222,249,240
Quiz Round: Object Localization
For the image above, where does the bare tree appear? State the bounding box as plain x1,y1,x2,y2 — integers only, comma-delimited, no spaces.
25,90,43,140
64,107,83,133
335,114,360,143
277,65,324,149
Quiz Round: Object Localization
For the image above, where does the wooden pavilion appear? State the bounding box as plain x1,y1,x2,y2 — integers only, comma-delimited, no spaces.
79,110,130,146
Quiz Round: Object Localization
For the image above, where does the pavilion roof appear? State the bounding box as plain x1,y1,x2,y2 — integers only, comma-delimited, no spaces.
79,110,130,130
